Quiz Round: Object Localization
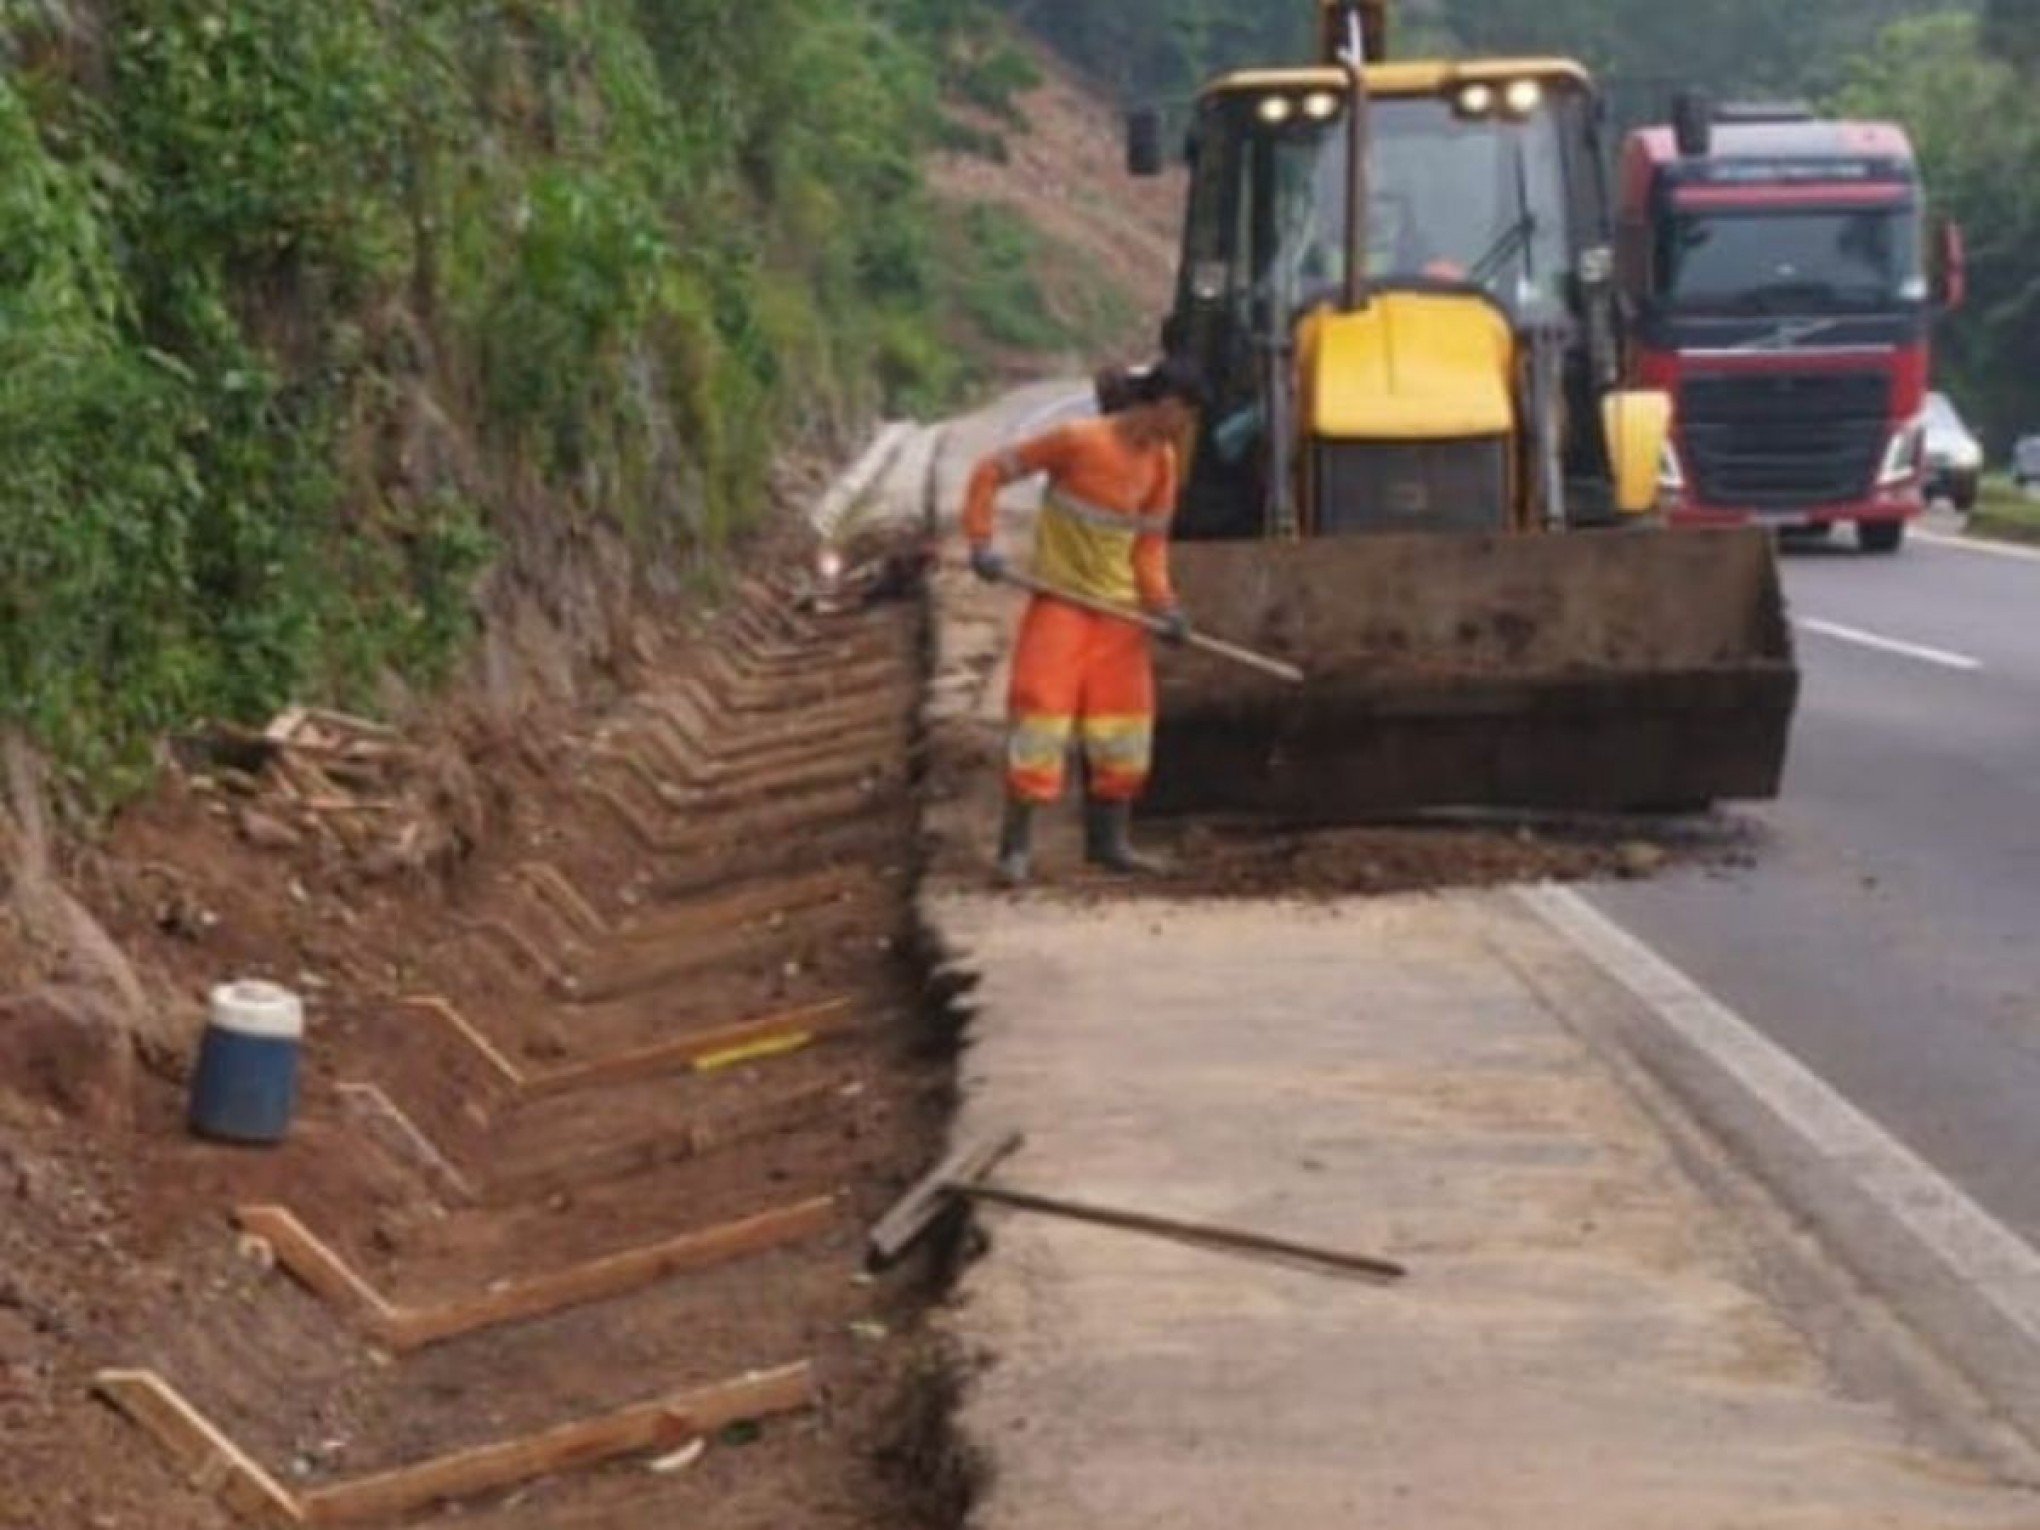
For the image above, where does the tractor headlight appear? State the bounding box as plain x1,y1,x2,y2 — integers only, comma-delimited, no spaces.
1257,95,1296,126
1301,90,1342,122
1878,418,1926,487
1504,78,1545,117
1456,83,1497,118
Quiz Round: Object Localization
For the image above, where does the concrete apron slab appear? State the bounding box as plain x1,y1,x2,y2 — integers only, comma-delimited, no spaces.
932,892,2040,1529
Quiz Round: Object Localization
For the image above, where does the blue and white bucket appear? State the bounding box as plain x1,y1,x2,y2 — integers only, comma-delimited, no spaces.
189,981,304,1145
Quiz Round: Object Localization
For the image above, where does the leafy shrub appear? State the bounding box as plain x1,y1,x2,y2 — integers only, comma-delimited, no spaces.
0,0,1038,797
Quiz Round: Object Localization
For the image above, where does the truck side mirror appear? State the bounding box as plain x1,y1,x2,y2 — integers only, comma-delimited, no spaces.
1934,219,1968,312
1672,89,1713,158
1126,108,1165,178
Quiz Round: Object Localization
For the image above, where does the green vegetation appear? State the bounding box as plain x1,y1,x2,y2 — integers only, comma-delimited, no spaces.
0,0,1061,795
1968,477,2040,545
1836,8,2040,454
995,1,1308,98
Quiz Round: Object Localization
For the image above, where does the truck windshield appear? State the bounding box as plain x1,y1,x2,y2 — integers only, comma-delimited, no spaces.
1656,206,1923,315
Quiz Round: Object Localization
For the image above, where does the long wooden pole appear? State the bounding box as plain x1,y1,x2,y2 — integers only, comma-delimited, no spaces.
998,569,1306,685
960,1181,1407,1284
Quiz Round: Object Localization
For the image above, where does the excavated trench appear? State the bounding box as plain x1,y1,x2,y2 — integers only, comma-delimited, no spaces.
10,540,981,1529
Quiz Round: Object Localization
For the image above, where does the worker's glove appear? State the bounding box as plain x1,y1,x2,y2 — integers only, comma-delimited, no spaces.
1155,606,1192,647
969,544,1008,584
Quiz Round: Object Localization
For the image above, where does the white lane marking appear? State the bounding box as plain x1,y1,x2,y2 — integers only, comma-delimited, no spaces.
1007,388,1094,442
1916,528,2040,564
1796,616,1983,672
1518,884,2040,1355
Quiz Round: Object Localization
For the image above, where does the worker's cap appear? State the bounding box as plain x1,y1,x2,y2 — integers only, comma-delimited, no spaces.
1135,353,1211,411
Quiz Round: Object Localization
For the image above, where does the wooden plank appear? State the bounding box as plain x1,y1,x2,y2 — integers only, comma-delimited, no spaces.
868,1130,1026,1267
459,917,576,996
516,861,610,942
299,1364,814,1525
481,1079,841,1206
262,706,310,747
335,1082,477,1205
389,1197,839,1350
609,865,872,951
94,1370,305,1526
234,1196,838,1352
300,705,403,741
522,997,856,1098
399,995,528,1087
233,1207,402,1334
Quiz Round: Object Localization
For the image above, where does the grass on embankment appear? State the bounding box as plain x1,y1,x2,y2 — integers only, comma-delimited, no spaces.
1967,476,2040,545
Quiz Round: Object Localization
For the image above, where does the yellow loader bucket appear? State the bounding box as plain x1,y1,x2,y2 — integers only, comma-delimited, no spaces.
1148,527,1799,820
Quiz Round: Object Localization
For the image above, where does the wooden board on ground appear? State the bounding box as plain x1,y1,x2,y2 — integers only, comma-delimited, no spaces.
399,993,856,1104
299,1364,814,1525
96,1363,815,1528
93,1370,305,1526
238,1196,838,1351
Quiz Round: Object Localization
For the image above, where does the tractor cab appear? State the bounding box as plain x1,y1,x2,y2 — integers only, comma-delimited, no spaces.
1145,63,1634,539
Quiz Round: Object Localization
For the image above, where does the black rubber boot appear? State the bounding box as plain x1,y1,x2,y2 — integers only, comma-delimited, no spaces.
1084,799,1166,877
995,799,1034,888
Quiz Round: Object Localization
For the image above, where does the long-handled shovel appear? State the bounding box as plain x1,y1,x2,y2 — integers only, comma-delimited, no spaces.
996,567,1306,686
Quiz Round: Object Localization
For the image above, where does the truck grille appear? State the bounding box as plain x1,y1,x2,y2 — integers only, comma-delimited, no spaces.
1679,371,1891,511
1312,440,1509,534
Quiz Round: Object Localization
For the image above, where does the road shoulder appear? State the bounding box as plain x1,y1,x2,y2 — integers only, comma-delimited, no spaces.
929,890,2040,1529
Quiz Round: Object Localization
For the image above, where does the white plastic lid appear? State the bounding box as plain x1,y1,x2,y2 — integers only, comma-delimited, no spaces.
209,981,305,1041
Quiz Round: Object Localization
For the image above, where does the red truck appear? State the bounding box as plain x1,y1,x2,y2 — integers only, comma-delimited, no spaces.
1620,103,1964,553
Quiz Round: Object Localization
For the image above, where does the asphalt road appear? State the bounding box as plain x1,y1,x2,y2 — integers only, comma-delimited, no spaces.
1593,521,2040,1242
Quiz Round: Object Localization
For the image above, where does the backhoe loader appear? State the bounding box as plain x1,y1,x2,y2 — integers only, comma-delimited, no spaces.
1123,0,1799,818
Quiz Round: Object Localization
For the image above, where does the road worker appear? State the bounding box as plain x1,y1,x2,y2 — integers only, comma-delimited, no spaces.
962,357,1207,886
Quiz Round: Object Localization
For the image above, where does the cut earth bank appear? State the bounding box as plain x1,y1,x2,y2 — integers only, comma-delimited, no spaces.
894,388,2040,1529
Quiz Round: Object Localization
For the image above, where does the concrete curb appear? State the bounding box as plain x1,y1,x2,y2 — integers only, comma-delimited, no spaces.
1518,883,2040,1448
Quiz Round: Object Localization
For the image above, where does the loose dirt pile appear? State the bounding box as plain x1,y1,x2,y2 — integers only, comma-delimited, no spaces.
0,533,970,1530
1141,812,1760,900
929,793,1757,902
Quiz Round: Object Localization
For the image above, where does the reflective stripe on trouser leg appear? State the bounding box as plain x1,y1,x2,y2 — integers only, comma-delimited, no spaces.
1081,715,1153,803
1007,597,1089,804
1007,715,1074,804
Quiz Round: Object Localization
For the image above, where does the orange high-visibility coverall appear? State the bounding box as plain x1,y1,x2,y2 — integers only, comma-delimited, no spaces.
964,419,1180,805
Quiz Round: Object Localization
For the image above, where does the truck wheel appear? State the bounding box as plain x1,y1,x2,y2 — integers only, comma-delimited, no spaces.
1858,520,1907,555
1953,480,1979,514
